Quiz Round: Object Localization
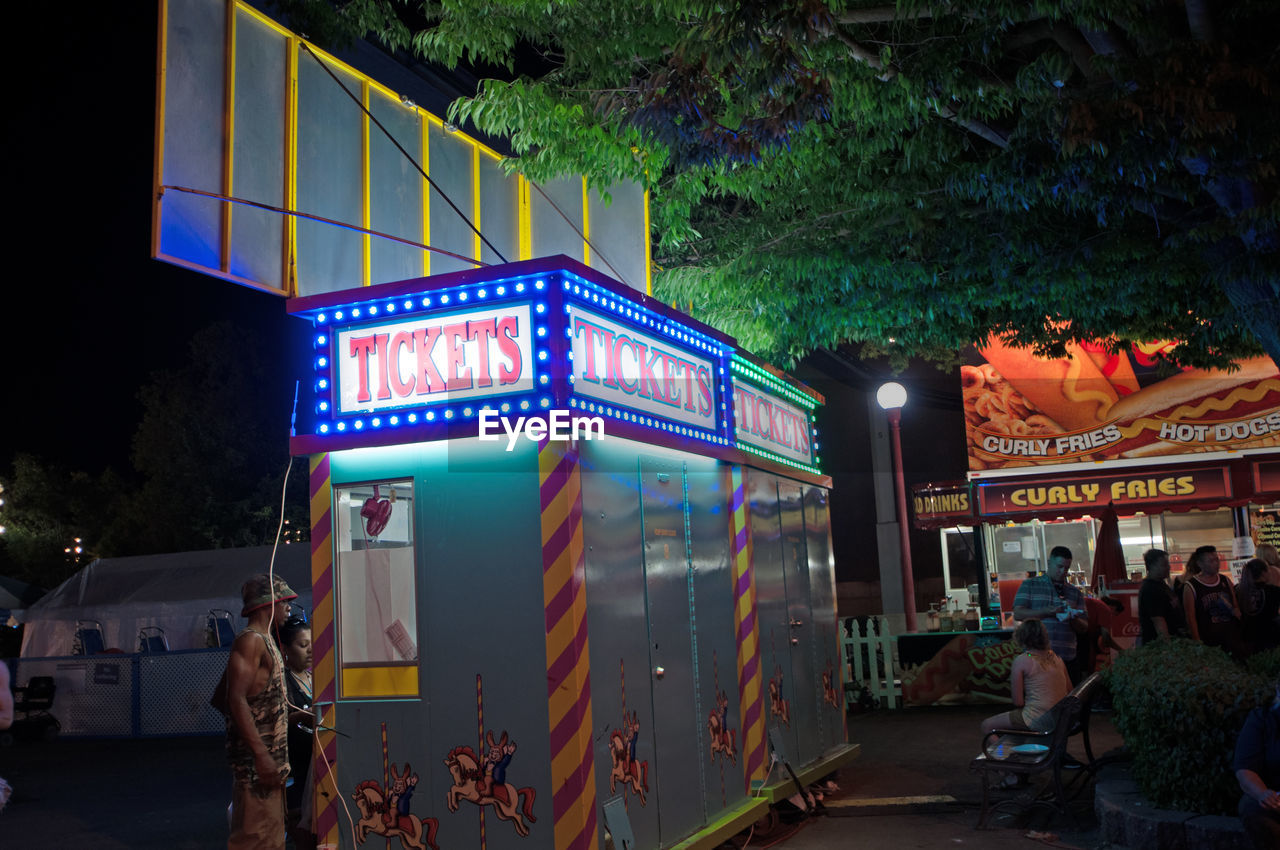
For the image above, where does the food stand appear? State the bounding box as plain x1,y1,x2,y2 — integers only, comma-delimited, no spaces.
288,257,855,850
903,345,1280,704
964,342,1279,648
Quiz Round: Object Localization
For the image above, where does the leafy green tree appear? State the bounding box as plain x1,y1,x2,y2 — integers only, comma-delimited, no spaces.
0,454,119,588
285,0,1280,368
111,321,308,554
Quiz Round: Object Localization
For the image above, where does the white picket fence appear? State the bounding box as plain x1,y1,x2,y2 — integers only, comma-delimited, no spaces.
841,615,901,709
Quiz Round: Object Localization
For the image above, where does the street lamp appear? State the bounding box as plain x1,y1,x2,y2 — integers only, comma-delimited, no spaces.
877,382,918,632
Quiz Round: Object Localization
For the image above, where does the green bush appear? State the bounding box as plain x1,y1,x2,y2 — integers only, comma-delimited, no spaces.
1104,639,1274,815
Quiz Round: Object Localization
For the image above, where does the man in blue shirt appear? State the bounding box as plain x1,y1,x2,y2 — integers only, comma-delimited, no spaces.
1233,674,1280,846
1013,546,1089,684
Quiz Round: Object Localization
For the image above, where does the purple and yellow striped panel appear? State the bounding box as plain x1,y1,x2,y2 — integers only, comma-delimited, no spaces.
308,453,340,849
539,441,598,850
728,466,766,791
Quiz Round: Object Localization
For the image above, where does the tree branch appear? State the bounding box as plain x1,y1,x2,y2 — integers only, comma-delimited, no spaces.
838,6,936,25
1006,21,1100,79
1185,0,1215,43
831,31,1009,148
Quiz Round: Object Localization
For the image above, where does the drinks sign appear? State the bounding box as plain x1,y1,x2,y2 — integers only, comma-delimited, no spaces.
569,306,717,431
335,305,535,414
733,381,813,466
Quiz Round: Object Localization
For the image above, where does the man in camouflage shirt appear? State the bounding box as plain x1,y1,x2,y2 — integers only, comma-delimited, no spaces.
225,574,297,849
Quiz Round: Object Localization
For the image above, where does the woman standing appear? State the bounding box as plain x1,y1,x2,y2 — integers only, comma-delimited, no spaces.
1182,545,1245,659
1239,558,1280,654
275,616,315,850
1257,543,1280,586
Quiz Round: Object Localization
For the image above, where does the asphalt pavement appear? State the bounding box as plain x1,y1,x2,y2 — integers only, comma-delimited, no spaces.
0,704,1122,849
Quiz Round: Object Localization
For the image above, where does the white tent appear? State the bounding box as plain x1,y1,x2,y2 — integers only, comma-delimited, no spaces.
19,545,313,657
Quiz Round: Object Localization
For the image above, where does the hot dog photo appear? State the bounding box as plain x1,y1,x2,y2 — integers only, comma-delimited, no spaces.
963,338,1280,470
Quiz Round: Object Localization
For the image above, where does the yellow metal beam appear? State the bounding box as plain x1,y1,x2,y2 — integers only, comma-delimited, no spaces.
664,798,770,850
753,743,861,804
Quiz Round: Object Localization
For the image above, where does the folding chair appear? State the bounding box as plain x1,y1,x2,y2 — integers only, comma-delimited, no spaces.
207,609,236,647
75,620,105,655
138,626,169,653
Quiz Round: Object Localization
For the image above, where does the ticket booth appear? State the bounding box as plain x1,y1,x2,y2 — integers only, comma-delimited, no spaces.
289,257,856,850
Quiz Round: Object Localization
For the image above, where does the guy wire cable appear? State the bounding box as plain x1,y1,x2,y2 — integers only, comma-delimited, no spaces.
299,42,509,265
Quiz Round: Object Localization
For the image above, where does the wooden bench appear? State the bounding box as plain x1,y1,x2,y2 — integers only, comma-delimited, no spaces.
968,672,1105,828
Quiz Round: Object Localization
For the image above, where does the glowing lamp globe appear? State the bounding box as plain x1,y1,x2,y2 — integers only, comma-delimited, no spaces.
876,382,908,411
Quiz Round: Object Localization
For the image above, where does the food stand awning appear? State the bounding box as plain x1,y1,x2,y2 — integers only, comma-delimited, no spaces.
970,455,1274,523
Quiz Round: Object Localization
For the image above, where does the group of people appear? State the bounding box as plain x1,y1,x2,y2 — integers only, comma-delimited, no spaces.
1139,542,1280,658
978,542,1280,843
221,574,315,850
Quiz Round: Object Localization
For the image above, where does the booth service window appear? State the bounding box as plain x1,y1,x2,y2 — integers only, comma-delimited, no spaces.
334,480,419,697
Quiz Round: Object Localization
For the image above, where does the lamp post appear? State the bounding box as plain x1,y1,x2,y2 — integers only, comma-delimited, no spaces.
877,382,917,632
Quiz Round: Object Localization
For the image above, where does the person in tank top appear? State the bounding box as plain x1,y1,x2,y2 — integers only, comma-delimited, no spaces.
1182,545,1245,660
225,574,298,850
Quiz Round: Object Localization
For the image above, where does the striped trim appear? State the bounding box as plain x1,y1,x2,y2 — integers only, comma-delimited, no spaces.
539,441,599,850
308,454,340,848
728,466,765,791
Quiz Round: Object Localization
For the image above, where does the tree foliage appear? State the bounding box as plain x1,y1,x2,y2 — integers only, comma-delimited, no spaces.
0,455,121,589
0,322,308,587
290,0,1280,369
118,322,308,554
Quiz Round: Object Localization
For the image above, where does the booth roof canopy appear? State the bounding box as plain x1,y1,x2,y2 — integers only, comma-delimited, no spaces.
26,545,310,613
0,575,47,609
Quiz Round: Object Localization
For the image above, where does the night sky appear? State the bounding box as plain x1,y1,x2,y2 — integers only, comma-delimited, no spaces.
6,4,303,474
3,3,967,513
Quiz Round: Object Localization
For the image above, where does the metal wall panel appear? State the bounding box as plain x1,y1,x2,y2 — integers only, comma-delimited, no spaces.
580,441,658,850
329,440,551,850
802,485,844,754
529,177,585,265
778,480,818,766
229,9,286,286
427,123,478,275
296,56,364,292
639,455,703,844
159,0,225,270
685,462,745,817
479,153,520,266
369,88,425,284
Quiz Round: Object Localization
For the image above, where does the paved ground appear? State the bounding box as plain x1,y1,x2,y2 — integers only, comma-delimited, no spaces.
0,704,1123,849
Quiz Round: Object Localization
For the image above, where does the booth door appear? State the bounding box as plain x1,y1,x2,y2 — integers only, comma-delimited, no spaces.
748,470,800,764
803,484,844,754
638,455,704,845
778,480,820,767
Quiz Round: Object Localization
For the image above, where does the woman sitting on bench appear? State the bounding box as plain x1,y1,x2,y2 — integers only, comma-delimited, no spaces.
981,619,1071,737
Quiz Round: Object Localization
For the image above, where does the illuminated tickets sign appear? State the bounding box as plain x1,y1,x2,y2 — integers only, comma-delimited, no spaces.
335,305,535,414
978,465,1232,516
569,305,717,432
733,382,812,466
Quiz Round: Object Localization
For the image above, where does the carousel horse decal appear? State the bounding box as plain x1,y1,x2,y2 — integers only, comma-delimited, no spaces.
352,779,440,850
822,661,841,709
609,710,649,804
708,690,737,764
444,743,537,836
768,667,791,727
